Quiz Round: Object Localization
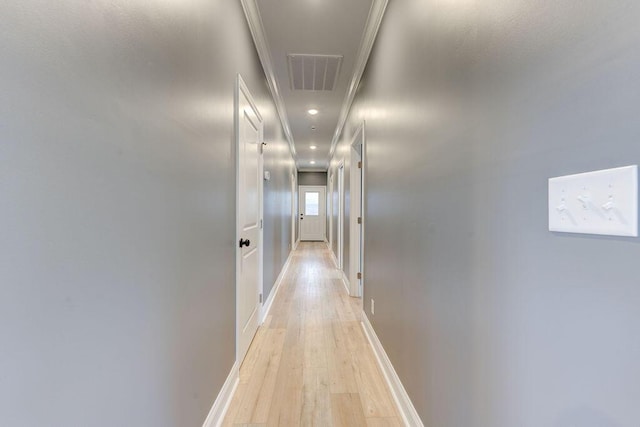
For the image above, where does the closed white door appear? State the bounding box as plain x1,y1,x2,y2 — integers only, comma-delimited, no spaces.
291,173,296,250
236,76,263,365
328,174,333,248
350,126,364,297
299,185,326,241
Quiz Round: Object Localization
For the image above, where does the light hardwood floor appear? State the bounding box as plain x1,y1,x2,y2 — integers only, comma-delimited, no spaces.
223,242,402,427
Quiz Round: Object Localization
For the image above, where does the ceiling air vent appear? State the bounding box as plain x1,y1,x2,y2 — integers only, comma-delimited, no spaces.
287,54,343,91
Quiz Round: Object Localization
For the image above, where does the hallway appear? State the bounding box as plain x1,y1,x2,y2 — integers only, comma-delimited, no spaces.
4,0,640,425
223,243,401,426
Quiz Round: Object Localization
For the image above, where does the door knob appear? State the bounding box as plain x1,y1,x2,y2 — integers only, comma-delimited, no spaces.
239,238,250,248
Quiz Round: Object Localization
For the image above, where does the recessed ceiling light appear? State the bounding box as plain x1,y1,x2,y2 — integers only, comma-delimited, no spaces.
310,145,317,150
310,160,316,164
307,109,318,115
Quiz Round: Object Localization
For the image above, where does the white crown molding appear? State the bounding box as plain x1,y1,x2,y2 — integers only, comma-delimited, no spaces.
241,0,298,162
327,0,389,162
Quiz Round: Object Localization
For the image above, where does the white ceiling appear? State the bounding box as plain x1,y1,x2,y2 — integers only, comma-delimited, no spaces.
252,0,375,171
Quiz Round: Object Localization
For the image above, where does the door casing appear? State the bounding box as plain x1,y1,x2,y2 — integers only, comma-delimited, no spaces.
291,172,297,250
328,172,334,249
337,161,345,270
349,123,365,298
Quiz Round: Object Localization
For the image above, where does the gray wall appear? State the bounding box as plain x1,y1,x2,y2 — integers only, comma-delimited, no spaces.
0,1,294,426
264,150,296,298
331,0,640,425
298,171,328,186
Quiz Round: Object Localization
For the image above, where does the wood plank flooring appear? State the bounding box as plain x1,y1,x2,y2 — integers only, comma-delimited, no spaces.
223,242,402,427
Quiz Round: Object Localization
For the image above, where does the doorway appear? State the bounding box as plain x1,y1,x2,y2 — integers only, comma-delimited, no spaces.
299,185,327,241
291,172,297,250
328,172,334,249
235,75,264,366
337,162,345,270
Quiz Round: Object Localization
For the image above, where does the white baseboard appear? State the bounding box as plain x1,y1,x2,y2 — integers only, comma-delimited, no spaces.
329,246,339,267
361,314,424,427
202,362,239,427
293,238,300,250
203,250,294,427
341,270,351,296
261,250,293,323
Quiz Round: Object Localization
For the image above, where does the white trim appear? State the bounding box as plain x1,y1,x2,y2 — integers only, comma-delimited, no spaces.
201,362,240,427
340,270,351,296
337,160,345,271
328,242,339,267
240,0,297,163
361,314,424,427
328,172,334,250
291,172,297,252
327,0,389,162
359,122,367,310
261,250,294,323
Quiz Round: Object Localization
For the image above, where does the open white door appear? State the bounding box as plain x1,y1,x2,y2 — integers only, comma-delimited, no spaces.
299,185,326,241
236,75,263,365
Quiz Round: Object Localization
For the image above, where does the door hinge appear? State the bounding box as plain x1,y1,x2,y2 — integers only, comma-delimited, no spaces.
357,272,362,280
259,293,263,304
357,216,362,224
260,219,263,229
357,161,362,169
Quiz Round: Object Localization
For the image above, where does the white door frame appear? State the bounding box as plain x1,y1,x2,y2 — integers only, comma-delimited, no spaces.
299,185,327,241
349,123,365,298
337,161,345,270
235,74,264,365
291,172,297,250
328,172,334,249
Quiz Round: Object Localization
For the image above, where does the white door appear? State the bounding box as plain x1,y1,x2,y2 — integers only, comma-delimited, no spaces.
328,173,333,248
350,125,364,297
291,173,296,250
299,185,326,241
337,163,344,269
236,76,263,365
